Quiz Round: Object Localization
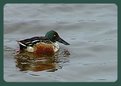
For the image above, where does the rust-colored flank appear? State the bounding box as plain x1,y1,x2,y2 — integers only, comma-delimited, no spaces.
34,43,54,57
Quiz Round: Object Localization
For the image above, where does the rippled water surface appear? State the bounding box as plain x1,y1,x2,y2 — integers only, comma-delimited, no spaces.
4,4,117,82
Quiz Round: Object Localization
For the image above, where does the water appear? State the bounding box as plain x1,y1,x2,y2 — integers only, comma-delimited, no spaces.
4,4,117,82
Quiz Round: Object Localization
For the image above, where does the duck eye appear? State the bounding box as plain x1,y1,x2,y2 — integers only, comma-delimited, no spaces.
53,34,56,37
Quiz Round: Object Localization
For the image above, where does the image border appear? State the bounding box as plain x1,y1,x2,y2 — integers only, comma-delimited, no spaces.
0,0,120,86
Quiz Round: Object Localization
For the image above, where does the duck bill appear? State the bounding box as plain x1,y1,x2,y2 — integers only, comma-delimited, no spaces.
57,37,70,45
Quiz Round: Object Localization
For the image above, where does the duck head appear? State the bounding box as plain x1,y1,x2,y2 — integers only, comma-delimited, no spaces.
45,30,70,45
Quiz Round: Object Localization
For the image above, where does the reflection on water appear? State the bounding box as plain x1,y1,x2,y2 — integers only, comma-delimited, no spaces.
4,4,117,82
15,47,70,72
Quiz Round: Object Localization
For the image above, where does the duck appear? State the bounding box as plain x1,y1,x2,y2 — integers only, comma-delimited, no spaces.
17,30,70,57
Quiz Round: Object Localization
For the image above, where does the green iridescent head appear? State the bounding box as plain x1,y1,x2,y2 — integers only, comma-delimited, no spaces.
45,30,70,45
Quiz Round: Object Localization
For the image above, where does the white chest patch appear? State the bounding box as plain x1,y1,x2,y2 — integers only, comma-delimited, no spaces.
53,42,59,52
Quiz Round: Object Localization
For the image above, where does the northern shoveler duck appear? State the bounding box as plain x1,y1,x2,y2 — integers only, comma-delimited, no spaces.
17,30,70,57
